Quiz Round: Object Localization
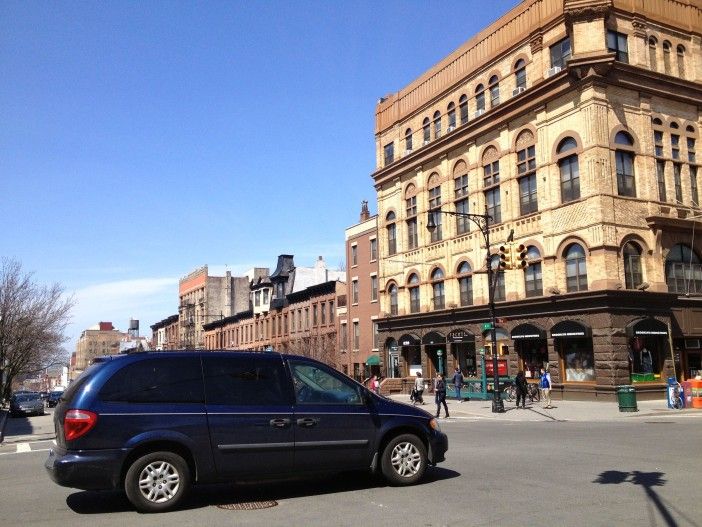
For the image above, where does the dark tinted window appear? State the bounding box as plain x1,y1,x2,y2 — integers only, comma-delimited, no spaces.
290,361,362,405
63,363,104,403
100,357,204,403
203,356,289,406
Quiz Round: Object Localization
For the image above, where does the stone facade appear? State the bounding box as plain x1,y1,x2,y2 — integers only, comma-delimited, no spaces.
372,0,702,399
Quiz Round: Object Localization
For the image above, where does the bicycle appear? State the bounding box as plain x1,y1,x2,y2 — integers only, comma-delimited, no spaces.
672,382,684,410
502,382,516,402
527,383,541,403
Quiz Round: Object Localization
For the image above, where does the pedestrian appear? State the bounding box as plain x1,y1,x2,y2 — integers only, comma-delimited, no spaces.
539,366,552,409
434,373,449,418
515,370,528,409
413,372,425,405
370,375,380,394
452,367,464,402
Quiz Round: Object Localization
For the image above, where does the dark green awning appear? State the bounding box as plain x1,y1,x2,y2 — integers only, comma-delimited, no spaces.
365,354,380,366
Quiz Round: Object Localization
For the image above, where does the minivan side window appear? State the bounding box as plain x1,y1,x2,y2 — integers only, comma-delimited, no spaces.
99,358,204,404
290,361,362,405
203,356,290,406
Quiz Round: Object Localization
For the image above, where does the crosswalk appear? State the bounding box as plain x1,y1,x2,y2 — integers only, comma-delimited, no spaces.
0,439,54,456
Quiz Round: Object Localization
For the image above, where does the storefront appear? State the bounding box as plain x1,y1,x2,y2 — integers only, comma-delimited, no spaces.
625,317,669,384
399,333,421,377
550,320,595,383
510,323,548,380
385,338,400,378
447,329,476,377
423,331,447,377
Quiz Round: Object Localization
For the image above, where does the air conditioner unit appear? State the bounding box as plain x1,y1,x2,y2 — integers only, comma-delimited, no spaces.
447,125,455,133
435,131,441,138
547,66,562,77
404,149,412,156
512,87,526,96
474,109,485,118
423,139,431,146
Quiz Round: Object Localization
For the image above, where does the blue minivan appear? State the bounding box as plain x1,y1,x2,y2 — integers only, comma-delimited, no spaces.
45,351,448,512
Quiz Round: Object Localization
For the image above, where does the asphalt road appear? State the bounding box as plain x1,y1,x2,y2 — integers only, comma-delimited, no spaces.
1,409,701,526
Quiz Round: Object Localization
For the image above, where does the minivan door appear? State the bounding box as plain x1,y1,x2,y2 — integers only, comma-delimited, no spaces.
203,355,294,478
288,360,377,474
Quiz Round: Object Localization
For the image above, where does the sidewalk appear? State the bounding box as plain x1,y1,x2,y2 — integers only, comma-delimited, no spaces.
388,393,701,422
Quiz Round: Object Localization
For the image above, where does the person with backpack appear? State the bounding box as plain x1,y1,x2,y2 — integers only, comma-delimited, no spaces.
515,370,528,409
452,367,464,402
434,373,449,418
539,366,552,409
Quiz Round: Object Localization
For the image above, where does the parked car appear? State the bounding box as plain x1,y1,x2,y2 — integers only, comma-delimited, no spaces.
45,351,448,513
10,392,45,417
47,391,64,408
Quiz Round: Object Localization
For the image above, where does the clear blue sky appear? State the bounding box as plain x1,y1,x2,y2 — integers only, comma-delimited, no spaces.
1,0,520,350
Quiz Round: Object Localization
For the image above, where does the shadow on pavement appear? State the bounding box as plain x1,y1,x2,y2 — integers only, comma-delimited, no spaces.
66,466,460,514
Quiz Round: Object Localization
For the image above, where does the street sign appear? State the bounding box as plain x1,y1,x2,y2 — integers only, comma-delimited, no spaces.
482,322,493,330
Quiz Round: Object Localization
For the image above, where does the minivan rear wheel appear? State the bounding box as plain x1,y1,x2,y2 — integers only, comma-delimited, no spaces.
125,451,190,513
380,434,427,486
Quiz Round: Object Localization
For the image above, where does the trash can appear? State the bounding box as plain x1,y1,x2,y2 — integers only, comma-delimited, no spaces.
617,385,638,412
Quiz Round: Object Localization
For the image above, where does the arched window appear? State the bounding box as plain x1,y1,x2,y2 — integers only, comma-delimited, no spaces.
428,174,442,242
524,246,542,297
405,184,418,250
663,41,672,74
615,131,636,197
489,75,500,107
565,243,588,292
433,111,441,139
405,128,413,153
422,117,430,144
516,130,537,215
514,59,526,90
623,242,643,289
483,146,501,224
475,84,485,113
557,137,580,202
457,262,473,306
489,255,506,301
447,102,456,131
648,37,657,71
666,244,702,294
459,95,468,125
388,284,398,316
386,211,397,256
431,268,445,310
407,274,420,313
677,45,685,78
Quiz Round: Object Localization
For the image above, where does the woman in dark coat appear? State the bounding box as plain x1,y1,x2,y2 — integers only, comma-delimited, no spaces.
515,370,528,409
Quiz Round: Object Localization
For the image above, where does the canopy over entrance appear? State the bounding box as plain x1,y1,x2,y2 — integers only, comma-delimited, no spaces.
511,323,546,340
550,320,591,338
365,354,380,366
625,318,668,337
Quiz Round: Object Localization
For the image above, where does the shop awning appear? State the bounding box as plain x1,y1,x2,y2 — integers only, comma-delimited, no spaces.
511,323,546,340
422,331,446,345
447,329,474,343
625,318,668,337
398,333,420,347
365,354,380,366
550,320,591,338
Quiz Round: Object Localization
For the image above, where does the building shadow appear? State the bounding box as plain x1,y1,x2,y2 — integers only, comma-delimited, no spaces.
593,470,699,527
67,467,460,514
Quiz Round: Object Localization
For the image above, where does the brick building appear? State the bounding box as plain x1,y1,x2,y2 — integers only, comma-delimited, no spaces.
372,0,702,400
71,322,124,379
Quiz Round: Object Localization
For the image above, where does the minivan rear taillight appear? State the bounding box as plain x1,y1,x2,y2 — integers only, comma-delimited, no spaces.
64,409,98,441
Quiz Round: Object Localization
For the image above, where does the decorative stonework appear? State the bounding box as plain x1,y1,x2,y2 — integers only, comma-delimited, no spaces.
516,130,535,149
481,145,499,163
529,33,543,54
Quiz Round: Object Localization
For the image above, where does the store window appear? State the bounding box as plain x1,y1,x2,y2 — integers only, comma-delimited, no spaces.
561,339,595,382
629,336,662,382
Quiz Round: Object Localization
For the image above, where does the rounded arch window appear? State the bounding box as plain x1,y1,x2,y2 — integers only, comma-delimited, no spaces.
557,136,578,154
623,242,643,289
407,273,421,313
557,137,580,202
430,268,445,310
386,211,396,222
388,283,398,316
422,117,431,142
459,94,469,125
652,117,663,126
447,102,456,129
404,128,413,152
565,243,588,292
615,131,634,146
475,84,485,112
458,261,472,275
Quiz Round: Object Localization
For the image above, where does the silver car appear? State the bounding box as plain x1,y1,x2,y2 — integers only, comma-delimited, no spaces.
10,393,45,417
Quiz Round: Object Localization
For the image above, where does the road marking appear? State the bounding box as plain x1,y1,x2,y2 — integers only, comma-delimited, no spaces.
0,447,51,456
17,443,31,453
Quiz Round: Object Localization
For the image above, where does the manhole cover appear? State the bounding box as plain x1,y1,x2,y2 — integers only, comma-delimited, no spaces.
217,500,278,510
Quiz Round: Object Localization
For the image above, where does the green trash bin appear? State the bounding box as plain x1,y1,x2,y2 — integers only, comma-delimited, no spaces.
617,385,638,412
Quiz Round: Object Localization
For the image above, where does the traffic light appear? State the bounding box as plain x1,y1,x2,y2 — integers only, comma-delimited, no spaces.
498,244,512,270
516,244,529,269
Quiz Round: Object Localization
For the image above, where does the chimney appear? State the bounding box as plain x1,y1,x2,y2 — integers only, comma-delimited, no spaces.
360,200,370,221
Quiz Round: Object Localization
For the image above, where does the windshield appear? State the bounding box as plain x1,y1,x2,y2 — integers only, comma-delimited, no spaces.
14,394,40,402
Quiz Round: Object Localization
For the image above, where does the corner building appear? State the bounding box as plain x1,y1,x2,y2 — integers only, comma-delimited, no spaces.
373,0,702,400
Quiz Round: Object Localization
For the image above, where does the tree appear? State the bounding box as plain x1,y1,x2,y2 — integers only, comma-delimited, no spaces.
0,258,74,401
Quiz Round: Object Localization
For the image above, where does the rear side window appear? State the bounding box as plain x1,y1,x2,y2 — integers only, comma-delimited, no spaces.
62,363,103,403
203,356,289,406
99,357,204,403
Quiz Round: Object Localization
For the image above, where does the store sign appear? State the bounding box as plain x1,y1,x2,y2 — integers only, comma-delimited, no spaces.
551,331,586,337
633,330,668,336
485,359,508,376
448,329,473,343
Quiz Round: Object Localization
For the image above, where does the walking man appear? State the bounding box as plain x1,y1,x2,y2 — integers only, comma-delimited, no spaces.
434,373,449,418
452,367,464,402
539,366,552,409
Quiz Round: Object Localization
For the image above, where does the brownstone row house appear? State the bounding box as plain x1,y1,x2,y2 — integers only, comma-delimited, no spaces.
150,314,179,350
372,0,702,399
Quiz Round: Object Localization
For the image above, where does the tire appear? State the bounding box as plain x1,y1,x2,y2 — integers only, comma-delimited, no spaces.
380,434,427,486
503,385,515,402
124,451,190,513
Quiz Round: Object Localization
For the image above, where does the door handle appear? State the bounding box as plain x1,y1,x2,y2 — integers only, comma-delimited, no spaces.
269,418,291,428
296,417,319,428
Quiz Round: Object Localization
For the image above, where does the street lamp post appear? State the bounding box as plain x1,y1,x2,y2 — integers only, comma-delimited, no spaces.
427,207,505,413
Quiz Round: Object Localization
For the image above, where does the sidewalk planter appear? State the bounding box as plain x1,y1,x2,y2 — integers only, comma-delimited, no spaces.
617,385,638,412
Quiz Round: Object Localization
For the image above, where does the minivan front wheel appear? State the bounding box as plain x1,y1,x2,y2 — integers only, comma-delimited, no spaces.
125,451,190,513
380,434,427,486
